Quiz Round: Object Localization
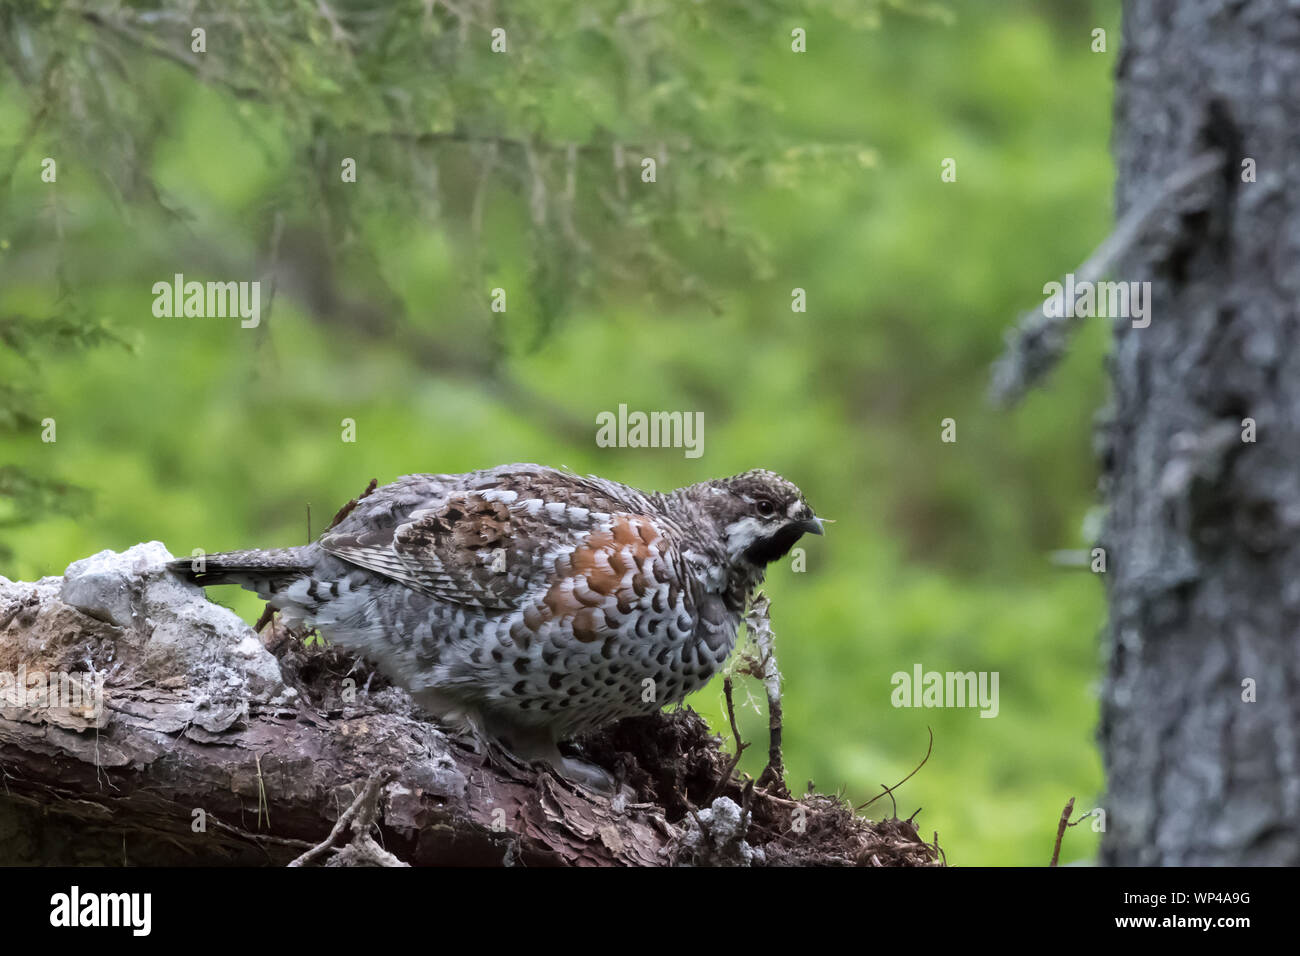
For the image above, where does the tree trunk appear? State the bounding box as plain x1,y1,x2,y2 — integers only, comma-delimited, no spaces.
1100,0,1300,865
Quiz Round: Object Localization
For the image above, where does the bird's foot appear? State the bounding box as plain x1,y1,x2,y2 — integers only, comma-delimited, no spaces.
553,753,615,791
476,717,629,801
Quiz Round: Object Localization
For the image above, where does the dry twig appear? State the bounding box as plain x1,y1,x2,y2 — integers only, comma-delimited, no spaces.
857,727,934,814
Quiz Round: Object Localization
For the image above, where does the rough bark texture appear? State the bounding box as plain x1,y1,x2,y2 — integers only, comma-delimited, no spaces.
0,544,941,867
1100,0,1300,864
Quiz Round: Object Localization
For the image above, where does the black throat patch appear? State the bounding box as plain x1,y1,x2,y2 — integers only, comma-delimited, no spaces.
742,524,806,566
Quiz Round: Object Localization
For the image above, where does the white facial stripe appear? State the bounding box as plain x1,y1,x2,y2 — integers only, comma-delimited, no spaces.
723,515,767,559
786,499,802,519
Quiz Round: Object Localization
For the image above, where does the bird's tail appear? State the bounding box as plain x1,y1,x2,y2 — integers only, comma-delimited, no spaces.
167,546,314,595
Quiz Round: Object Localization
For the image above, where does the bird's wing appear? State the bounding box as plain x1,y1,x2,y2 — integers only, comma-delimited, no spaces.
521,509,689,642
321,476,671,613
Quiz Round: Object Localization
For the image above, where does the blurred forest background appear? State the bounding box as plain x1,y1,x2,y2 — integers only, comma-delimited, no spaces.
0,0,1119,865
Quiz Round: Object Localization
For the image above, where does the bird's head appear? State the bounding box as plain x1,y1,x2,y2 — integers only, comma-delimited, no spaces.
691,469,824,570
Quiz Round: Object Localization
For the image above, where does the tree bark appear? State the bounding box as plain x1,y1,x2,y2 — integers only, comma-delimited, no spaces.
1100,0,1300,865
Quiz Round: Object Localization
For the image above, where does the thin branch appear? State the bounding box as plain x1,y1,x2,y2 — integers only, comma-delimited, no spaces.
288,770,395,867
1049,796,1076,867
857,727,934,813
77,10,264,101
743,594,787,793
705,677,750,804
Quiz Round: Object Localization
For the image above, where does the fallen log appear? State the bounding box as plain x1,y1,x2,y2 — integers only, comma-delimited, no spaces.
0,543,941,867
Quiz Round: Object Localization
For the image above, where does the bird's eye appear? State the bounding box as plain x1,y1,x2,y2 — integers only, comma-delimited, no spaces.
755,499,775,517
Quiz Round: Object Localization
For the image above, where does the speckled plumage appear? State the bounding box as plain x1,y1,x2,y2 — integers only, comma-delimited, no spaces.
172,463,822,784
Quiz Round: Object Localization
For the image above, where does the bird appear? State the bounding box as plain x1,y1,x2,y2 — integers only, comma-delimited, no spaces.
170,463,823,789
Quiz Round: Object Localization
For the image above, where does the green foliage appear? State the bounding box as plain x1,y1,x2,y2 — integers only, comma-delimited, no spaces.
0,0,1118,864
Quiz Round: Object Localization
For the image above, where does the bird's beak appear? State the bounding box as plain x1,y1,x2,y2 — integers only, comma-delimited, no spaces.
797,516,825,536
